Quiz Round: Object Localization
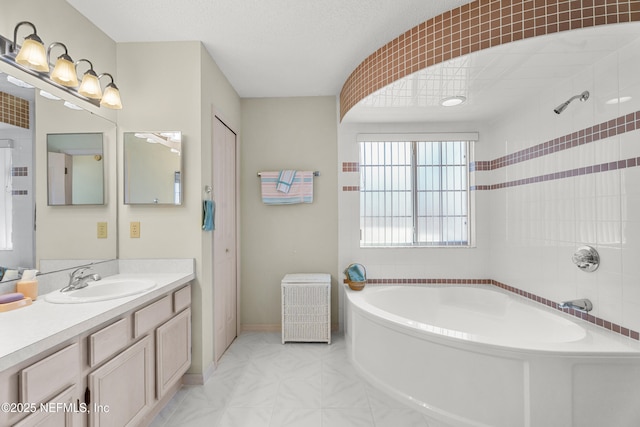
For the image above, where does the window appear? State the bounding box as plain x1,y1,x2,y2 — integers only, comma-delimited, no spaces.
359,134,474,247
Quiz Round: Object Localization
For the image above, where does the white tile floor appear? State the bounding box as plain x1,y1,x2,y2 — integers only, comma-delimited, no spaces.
150,332,450,427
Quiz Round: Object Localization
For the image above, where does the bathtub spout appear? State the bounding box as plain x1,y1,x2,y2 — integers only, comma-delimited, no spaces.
559,299,593,313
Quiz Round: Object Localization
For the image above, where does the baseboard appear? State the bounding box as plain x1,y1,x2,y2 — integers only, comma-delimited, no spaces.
241,323,281,332
182,362,214,385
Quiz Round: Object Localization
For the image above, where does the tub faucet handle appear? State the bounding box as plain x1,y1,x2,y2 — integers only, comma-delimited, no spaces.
572,246,599,272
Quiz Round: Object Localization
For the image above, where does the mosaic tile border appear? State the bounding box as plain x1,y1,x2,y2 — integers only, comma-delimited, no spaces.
472,154,640,191
346,277,639,340
0,92,29,129
342,162,359,172
472,110,640,172
11,167,28,177
340,0,640,120
343,110,640,192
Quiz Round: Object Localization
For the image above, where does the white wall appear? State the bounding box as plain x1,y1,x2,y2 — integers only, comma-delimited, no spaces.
483,31,640,332
241,97,338,328
117,41,241,377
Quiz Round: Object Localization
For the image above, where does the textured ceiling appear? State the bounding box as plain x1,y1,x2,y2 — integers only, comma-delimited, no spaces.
65,0,474,98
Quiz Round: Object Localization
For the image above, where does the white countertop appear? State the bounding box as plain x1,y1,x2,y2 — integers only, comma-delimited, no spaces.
0,272,194,372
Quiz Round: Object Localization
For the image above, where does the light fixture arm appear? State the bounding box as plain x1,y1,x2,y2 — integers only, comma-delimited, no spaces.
47,42,71,64
75,58,97,77
11,21,41,53
98,72,115,85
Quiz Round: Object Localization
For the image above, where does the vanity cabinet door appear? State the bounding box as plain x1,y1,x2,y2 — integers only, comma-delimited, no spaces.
156,308,191,397
87,336,153,427
13,386,76,427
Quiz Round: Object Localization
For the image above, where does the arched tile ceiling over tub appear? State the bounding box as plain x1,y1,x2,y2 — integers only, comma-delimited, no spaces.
339,0,640,122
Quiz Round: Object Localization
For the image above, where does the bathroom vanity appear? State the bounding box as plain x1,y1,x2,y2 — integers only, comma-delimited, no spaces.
0,260,194,427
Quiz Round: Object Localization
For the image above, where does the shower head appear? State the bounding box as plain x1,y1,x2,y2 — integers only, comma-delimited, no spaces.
554,91,590,114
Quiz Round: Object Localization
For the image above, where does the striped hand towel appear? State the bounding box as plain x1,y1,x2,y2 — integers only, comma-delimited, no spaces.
276,170,296,193
261,171,314,205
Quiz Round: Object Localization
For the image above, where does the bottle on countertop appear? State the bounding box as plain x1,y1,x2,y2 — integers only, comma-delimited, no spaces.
16,269,39,300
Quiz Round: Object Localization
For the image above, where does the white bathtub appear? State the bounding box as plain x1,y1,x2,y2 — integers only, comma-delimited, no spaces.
345,285,640,427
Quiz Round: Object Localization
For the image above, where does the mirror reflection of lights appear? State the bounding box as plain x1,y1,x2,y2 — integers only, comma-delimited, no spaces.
39,90,61,101
134,132,181,155
6,75,33,89
63,101,83,110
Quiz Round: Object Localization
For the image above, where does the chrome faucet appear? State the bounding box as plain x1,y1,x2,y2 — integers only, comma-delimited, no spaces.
60,267,101,292
558,298,593,313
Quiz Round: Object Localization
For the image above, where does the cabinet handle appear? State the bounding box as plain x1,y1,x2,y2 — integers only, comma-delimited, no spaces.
84,386,91,405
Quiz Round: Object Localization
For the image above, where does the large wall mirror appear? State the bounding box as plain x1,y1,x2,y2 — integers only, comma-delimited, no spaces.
47,133,104,205
0,62,117,279
123,132,182,205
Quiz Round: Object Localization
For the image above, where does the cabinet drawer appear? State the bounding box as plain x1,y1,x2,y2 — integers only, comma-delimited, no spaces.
173,285,191,313
20,343,79,405
133,296,172,338
89,317,130,367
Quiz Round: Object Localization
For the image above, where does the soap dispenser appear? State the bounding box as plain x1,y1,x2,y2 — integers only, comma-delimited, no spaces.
16,270,39,300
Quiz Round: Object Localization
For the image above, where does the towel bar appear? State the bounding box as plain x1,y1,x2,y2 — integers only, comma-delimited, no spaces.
257,171,320,177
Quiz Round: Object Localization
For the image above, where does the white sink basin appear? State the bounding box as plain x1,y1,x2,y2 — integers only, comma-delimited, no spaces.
45,278,157,304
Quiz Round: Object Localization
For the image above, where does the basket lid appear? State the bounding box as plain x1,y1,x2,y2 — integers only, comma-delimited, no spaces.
282,273,331,283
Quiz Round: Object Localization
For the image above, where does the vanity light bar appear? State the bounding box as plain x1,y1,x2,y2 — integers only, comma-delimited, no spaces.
0,22,122,109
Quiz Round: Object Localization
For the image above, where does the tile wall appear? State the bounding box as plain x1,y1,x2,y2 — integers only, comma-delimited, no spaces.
0,92,29,129
338,12,640,339
340,0,640,120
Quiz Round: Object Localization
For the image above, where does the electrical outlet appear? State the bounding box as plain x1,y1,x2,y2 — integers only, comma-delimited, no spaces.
130,221,140,238
97,222,108,239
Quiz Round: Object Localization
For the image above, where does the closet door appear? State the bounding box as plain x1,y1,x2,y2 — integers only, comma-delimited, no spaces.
213,117,238,362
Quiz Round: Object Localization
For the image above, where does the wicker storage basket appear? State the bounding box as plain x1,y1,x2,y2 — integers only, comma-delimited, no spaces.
344,263,366,291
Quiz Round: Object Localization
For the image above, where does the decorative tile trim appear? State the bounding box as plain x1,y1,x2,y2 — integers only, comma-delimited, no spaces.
11,190,27,196
340,0,640,120
342,185,360,192
0,92,29,129
348,111,639,192
474,155,640,191
342,162,360,172
11,167,28,177
365,278,491,285
471,110,640,172
490,279,640,340
346,277,640,340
